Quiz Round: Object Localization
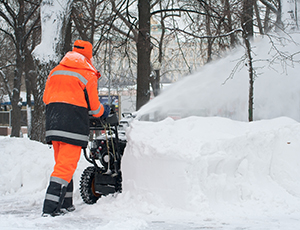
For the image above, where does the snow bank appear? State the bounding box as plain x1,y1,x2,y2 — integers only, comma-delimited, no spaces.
0,137,53,195
122,116,300,217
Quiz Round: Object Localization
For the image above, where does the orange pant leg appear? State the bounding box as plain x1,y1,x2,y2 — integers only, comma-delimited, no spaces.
51,141,82,183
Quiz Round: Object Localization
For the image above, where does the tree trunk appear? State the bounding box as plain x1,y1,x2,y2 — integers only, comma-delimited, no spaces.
150,69,160,97
242,0,254,38
243,32,254,122
10,63,22,137
206,0,212,63
30,61,57,143
32,0,73,142
241,0,254,121
136,0,151,110
149,1,164,97
264,7,271,33
275,0,283,31
254,0,264,34
224,0,236,47
295,0,299,30
10,0,25,137
63,19,72,55
24,47,34,138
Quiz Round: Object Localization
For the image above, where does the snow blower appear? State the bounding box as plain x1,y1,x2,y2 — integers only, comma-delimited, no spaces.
80,105,126,204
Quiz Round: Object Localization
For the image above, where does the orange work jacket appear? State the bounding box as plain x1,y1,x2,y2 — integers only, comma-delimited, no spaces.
43,51,104,147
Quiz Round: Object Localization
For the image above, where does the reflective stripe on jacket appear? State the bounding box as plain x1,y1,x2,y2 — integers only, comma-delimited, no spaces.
43,51,104,147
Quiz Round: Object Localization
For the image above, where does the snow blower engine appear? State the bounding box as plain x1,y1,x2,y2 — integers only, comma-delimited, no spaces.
80,105,126,204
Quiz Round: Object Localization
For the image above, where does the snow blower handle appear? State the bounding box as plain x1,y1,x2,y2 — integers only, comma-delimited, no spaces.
98,105,118,126
109,104,116,114
101,104,111,119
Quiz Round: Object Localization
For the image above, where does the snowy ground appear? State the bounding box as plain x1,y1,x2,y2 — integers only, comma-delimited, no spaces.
1,116,300,230
1,33,300,229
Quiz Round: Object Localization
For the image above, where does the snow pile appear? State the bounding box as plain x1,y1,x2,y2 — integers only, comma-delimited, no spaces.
123,116,300,217
0,138,52,195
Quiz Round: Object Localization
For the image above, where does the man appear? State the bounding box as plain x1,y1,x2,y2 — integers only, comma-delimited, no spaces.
42,40,110,216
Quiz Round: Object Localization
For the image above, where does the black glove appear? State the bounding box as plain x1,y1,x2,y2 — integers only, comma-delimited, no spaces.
101,104,111,118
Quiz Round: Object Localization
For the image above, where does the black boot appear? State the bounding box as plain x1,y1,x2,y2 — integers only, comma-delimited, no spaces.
42,177,69,217
61,179,75,212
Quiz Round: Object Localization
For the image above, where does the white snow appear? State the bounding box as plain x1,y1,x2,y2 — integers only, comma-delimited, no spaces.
1,116,300,229
2,33,300,229
33,1,72,63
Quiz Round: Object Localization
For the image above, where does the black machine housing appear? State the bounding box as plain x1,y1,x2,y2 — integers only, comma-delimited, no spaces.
80,106,126,204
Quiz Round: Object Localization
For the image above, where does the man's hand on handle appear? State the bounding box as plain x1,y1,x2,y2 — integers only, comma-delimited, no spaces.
101,104,111,118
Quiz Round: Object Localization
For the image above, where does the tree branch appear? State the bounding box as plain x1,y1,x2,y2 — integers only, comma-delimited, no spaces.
23,1,40,26
166,27,243,39
23,16,40,45
259,0,278,14
0,28,15,44
151,8,221,19
0,0,17,26
0,9,15,29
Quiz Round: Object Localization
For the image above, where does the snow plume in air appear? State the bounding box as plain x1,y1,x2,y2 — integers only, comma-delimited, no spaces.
137,34,300,122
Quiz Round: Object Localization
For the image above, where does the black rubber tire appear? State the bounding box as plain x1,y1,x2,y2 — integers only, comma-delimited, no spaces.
79,166,101,204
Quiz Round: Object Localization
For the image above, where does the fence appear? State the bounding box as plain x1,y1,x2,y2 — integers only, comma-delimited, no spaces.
0,110,29,126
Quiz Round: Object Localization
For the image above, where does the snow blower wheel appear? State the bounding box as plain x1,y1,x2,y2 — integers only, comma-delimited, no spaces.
79,166,101,204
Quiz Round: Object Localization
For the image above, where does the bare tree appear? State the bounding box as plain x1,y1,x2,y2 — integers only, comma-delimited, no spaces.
0,0,40,137
72,0,108,44
72,0,236,109
259,0,283,31
72,0,138,86
0,34,15,107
